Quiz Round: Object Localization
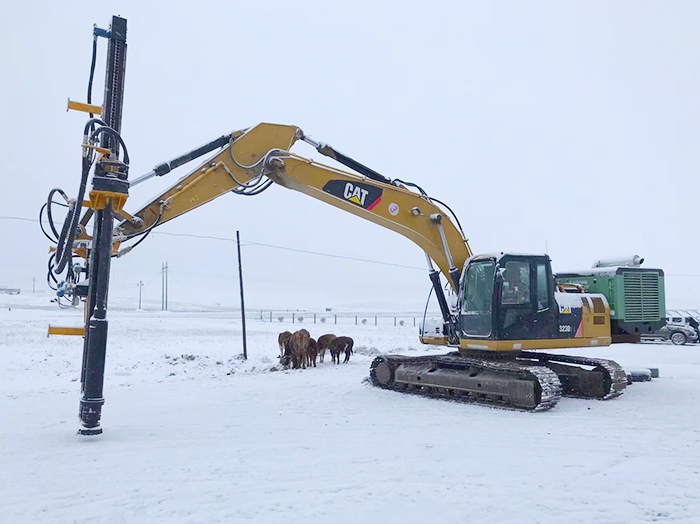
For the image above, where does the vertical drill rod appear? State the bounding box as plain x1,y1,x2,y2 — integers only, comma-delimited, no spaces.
78,16,127,434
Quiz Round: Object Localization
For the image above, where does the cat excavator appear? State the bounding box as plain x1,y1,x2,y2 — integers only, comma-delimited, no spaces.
120,122,626,410
45,15,626,434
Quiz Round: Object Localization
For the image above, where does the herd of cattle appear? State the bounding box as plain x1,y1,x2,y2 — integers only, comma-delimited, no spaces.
277,330,355,369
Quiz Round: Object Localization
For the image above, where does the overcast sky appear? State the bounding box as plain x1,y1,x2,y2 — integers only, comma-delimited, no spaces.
1,1,698,311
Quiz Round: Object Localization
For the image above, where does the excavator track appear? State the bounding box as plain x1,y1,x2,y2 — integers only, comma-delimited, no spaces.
517,351,627,400
369,354,563,412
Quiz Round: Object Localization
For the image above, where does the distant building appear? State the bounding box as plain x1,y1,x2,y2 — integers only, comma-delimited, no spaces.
0,288,20,295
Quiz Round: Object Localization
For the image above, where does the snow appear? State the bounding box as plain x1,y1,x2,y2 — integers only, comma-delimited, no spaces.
554,291,587,310
2,293,700,524
556,266,664,277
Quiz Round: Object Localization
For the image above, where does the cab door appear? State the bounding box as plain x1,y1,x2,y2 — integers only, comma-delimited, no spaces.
460,258,497,337
497,256,558,340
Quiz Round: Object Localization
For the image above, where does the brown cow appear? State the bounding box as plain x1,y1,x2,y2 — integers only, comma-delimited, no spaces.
306,338,318,368
289,329,310,369
278,331,293,356
278,336,294,368
317,334,337,364
329,336,354,364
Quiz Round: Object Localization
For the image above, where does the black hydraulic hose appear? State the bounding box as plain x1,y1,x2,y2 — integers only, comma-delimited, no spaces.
54,156,91,273
124,223,155,251
234,178,274,196
47,253,58,290
84,118,107,135
393,178,428,196
429,196,466,239
87,35,97,118
124,205,164,241
46,188,69,239
391,178,466,239
47,253,57,281
90,126,130,164
55,121,129,274
39,204,57,243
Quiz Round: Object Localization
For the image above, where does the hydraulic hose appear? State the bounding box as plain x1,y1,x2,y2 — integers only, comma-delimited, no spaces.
55,120,128,274
90,125,130,164
54,156,91,273
39,203,56,243
87,35,98,118
45,188,69,240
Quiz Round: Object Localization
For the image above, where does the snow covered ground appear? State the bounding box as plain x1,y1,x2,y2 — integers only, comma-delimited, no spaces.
1,293,699,524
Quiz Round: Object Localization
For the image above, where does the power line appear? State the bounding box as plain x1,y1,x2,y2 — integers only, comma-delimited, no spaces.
248,241,424,271
10,214,700,276
129,230,425,270
0,216,40,223
137,232,426,271
1,215,424,271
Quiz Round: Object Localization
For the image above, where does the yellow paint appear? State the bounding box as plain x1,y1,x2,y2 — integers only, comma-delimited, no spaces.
115,209,135,223
457,335,612,352
88,190,128,212
419,335,448,346
85,144,112,156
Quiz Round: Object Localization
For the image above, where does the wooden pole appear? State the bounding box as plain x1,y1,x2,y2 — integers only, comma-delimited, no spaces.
237,231,247,359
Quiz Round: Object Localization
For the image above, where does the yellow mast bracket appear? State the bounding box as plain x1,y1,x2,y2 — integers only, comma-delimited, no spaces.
48,325,85,337
67,98,102,115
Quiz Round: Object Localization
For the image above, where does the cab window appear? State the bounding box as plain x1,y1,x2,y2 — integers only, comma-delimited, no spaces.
536,262,549,310
461,260,496,336
501,261,531,306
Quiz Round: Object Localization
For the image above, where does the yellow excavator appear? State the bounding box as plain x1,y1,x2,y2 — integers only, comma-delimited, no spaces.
45,16,626,434
121,121,626,409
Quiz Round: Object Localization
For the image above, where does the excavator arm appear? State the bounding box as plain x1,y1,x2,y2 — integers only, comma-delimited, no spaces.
120,122,472,290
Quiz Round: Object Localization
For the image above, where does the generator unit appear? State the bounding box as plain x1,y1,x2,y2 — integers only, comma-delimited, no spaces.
555,257,665,343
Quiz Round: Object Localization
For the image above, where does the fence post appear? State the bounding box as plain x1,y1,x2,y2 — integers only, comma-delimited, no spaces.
394,317,396,326
355,315,357,325
270,311,272,322
314,313,316,324
334,314,337,324
293,313,295,324
375,316,377,326
413,317,415,327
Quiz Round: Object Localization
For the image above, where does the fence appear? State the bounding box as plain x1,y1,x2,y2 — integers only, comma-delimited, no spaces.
255,310,439,328
666,309,700,322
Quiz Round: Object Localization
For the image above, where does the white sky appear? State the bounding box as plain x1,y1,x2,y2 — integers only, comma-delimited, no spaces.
1,1,699,310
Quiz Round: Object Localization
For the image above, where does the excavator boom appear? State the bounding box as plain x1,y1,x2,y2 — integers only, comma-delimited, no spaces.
121,123,472,288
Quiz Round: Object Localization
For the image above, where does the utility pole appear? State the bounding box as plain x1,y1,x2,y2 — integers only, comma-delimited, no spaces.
137,281,143,309
237,231,247,360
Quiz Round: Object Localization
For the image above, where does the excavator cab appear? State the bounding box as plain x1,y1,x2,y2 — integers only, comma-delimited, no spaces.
460,254,559,343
